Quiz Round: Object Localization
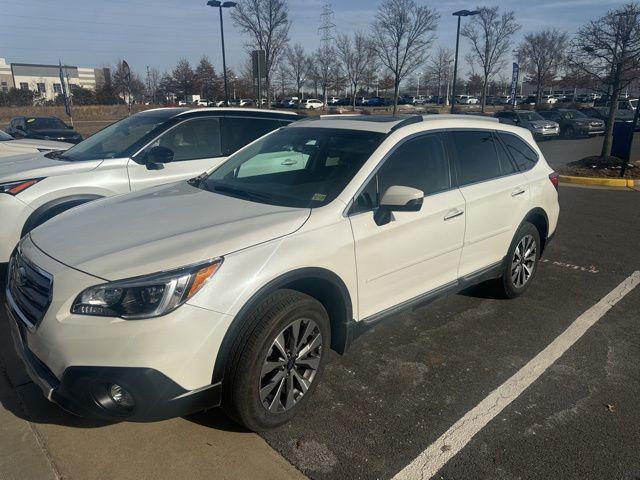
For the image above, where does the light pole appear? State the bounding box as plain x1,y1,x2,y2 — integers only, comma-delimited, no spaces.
207,1,236,106
451,9,480,113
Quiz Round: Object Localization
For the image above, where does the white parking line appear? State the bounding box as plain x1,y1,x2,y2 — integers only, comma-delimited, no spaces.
393,270,640,480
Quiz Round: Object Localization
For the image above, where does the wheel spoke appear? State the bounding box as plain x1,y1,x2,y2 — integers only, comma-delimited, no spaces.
298,320,315,351
268,376,286,412
260,369,285,402
261,359,286,378
284,373,296,409
288,319,302,354
292,369,311,394
296,355,320,370
298,332,322,359
273,333,287,359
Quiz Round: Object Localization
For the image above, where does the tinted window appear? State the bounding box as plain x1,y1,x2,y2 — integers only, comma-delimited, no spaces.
149,117,221,161
450,130,502,185
495,136,517,174
352,133,450,214
222,117,287,155
499,133,538,171
203,127,383,208
27,117,67,130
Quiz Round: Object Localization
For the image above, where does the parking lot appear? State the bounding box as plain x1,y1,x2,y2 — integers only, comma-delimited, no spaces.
1,155,639,479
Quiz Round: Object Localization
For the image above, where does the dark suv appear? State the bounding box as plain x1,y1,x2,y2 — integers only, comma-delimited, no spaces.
536,109,604,138
7,116,83,144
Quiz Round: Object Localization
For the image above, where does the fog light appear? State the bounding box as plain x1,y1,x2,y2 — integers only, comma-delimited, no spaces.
108,384,135,410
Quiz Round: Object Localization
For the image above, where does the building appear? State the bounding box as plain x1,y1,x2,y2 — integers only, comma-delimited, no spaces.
0,58,108,101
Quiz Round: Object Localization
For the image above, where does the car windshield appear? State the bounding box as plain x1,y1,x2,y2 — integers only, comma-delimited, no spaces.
0,130,14,141
58,112,174,161
27,117,67,130
517,112,545,121
564,110,588,119
201,127,384,208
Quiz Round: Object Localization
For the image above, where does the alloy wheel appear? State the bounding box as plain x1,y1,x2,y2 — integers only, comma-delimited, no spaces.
511,234,537,288
259,318,322,413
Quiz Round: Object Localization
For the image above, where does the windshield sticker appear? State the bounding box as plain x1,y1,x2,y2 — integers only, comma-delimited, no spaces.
312,193,327,201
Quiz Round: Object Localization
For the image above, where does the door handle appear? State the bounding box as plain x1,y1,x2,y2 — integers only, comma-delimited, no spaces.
281,159,298,166
511,188,526,197
444,208,464,221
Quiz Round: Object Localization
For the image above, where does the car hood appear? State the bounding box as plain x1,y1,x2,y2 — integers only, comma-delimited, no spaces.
30,181,311,280
0,152,103,182
7,138,74,150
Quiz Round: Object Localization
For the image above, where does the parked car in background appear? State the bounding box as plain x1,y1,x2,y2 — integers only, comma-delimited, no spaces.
302,99,324,110
194,99,211,107
6,114,559,431
0,130,73,158
327,97,341,105
0,108,300,263
239,99,256,107
537,108,605,138
365,96,387,107
6,116,82,144
578,106,639,130
457,95,479,105
494,110,560,139
540,95,558,104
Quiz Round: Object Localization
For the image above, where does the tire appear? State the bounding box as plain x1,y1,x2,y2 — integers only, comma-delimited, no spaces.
222,289,330,431
498,221,541,299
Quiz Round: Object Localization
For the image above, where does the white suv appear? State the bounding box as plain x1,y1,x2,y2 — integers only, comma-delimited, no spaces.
0,108,299,263
7,114,559,431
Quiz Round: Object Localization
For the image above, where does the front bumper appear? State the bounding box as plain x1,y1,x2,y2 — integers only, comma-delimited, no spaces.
0,194,33,263
7,301,222,421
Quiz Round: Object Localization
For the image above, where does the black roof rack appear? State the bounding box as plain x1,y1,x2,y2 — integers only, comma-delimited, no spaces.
388,114,424,131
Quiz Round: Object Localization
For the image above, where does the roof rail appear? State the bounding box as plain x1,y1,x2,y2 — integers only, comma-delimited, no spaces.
388,114,424,131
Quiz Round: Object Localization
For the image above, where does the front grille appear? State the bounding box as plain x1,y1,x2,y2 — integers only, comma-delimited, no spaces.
7,250,53,329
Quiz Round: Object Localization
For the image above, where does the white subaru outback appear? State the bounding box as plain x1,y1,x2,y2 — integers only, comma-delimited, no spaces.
0,107,299,263
6,114,559,431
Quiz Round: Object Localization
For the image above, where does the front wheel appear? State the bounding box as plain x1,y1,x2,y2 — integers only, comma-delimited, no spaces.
222,290,330,431
498,222,541,298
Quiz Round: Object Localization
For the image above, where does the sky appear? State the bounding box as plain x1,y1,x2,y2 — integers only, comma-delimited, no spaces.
0,0,628,80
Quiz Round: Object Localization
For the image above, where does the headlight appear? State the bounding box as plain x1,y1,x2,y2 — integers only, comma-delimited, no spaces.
71,259,223,319
0,178,43,195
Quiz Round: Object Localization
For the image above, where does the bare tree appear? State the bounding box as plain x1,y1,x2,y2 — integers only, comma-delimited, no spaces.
571,2,640,162
232,0,291,107
285,43,310,99
309,46,337,104
461,6,520,112
336,31,377,109
370,0,439,113
516,29,569,104
147,67,161,104
427,46,453,100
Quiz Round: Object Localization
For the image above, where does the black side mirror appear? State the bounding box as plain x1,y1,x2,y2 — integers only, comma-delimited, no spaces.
145,146,174,170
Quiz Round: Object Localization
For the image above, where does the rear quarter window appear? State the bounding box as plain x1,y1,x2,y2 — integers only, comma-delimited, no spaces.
498,133,538,172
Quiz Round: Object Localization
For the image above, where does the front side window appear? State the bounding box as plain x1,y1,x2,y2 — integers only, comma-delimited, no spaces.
222,117,288,155
352,133,450,214
27,117,67,130
498,133,538,172
145,117,221,162
450,130,503,185
202,127,384,208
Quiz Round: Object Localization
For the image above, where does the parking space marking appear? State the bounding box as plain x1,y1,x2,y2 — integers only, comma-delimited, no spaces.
392,270,640,480
539,258,599,274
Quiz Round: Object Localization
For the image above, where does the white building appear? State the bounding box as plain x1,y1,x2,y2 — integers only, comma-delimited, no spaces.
0,58,107,101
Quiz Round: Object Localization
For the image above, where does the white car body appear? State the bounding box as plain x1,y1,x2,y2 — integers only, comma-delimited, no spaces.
457,95,479,105
303,99,324,109
0,137,73,158
0,108,298,263
7,114,559,428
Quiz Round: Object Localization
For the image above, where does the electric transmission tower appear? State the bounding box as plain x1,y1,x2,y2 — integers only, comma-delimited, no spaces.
317,3,335,108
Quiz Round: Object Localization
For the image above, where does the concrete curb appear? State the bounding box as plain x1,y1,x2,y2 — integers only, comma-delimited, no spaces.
559,175,638,187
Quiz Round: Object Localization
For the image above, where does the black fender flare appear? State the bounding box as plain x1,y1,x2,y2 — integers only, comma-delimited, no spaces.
520,207,550,254
211,267,353,384
22,194,104,237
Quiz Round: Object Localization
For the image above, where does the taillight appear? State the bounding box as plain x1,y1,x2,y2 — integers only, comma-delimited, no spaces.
549,172,559,191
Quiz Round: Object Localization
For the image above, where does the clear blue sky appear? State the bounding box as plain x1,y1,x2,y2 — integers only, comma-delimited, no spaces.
0,0,627,78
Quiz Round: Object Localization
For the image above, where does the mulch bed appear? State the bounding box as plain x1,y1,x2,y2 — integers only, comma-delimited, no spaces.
557,156,640,179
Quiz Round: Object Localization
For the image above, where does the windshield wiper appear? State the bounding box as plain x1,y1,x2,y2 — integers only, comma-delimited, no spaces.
44,150,69,160
187,172,208,188
209,184,280,205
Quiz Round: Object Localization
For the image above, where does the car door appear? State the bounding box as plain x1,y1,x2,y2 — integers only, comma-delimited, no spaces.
348,132,466,320
449,129,529,278
127,116,224,191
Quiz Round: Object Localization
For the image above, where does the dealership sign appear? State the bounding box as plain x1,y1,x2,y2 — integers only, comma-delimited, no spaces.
510,62,519,105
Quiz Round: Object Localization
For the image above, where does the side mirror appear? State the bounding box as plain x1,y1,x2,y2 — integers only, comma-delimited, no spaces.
374,185,423,225
145,145,174,170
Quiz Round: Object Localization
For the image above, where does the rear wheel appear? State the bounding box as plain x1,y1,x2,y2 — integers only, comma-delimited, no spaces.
222,289,330,431
498,222,541,298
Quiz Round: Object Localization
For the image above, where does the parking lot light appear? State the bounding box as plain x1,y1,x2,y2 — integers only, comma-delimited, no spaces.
451,9,480,113
207,0,237,106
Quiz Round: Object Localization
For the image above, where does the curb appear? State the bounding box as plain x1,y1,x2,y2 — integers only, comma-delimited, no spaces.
559,175,638,187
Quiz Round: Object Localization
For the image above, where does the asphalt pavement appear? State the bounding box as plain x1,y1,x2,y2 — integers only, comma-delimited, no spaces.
1,176,639,479
537,132,640,168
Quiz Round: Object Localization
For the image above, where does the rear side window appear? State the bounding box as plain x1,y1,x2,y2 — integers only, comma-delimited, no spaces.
222,117,287,155
450,130,502,185
150,117,222,161
498,133,538,171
